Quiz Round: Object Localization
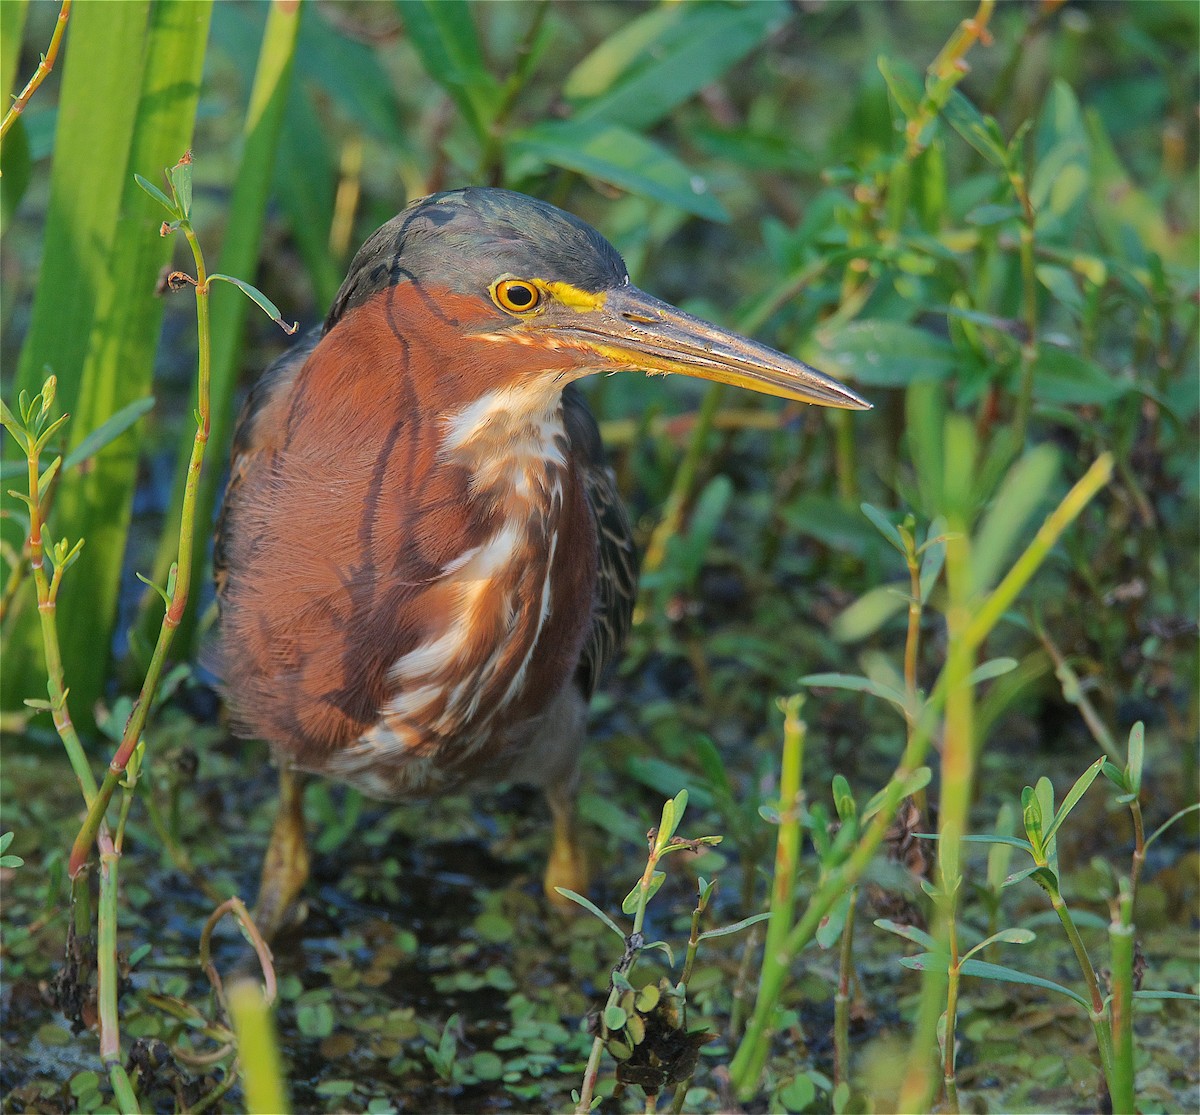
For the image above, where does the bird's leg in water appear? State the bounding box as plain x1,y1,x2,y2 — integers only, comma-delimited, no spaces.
253,765,311,940
544,780,589,907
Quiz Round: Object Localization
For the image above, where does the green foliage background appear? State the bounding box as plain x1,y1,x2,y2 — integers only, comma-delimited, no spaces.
1,1,1196,1112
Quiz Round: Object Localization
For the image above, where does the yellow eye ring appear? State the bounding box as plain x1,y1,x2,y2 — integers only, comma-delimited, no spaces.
491,278,542,314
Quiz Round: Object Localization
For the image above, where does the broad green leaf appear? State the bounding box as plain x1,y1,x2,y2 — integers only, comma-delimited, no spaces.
563,4,679,99
0,114,32,235
1125,721,1144,793
799,672,908,713
1132,990,1200,1002
874,919,939,951
964,657,1018,687
1001,863,1040,889
1032,347,1128,405
208,274,297,333
831,585,908,643
918,531,946,602
604,1004,628,1032
510,121,728,222
941,90,1007,166
169,155,192,219
623,871,666,915
959,958,1089,1007
974,439,1060,590
816,888,854,950
962,927,1035,962
397,0,498,141
691,125,817,173
624,757,713,811
972,442,1059,594
1036,264,1085,317
1042,757,1104,846
568,2,787,132
907,379,946,517
1031,80,1090,239
0,0,27,106
877,54,922,119
815,320,957,388
783,494,887,557
860,503,907,554
1085,106,1185,265
133,172,176,214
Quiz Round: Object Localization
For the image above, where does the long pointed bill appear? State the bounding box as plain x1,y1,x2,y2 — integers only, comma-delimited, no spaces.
557,284,871,410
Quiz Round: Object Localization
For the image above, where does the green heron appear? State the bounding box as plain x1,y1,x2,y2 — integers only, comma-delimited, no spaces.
214,187,869,936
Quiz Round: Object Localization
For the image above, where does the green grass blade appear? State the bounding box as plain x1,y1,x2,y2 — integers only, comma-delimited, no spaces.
141,0,299,657
3,1,212,724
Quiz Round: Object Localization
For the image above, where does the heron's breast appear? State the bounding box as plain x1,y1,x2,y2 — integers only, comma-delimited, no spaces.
323,383,598,798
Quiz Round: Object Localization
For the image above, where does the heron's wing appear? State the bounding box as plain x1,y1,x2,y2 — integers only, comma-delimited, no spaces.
212,328,321,603
562,384,638,698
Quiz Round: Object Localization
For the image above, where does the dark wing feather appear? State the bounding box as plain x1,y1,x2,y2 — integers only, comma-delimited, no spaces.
562,384,638,698
212,328,321,603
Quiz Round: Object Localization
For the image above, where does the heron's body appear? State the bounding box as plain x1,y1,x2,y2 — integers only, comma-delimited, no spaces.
214,188,867,933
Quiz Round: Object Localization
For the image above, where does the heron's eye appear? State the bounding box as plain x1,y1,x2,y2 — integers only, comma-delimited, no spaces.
492,278,542,314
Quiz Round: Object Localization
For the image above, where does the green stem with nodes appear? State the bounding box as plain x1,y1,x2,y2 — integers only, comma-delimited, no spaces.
943,917,962,1114
1107,880,1136,1115
574,794,712,1114
1046,881,1113,1061
69,216,212,880
0,0,71,143
756,697,805,1041
900,500,976,1112
729,453,1114,1098
1007,163,1039,449
98,844,140,1113
23,440,98,809
833,886,857,1089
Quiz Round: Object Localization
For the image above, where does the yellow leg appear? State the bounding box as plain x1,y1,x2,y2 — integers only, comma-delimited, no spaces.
253,766,311,940
544,783,589,908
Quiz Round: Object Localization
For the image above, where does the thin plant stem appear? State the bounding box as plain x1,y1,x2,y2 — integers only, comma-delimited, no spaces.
758,695,805,1028
899,514,975,1113
943,916,962,1113
833,886,857,1089
0,0,72,143
69,216,213,878
1128,801,1146,895
1107,880,1136,1114
98,845,140,1112
1008,163,1039,448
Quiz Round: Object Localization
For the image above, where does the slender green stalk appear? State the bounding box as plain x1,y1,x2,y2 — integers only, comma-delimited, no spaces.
900,513,976,1112
756,696,806,1035
943,926,962,1113
22,435,97,809
70,218,213,878
0,0,70,142
98,846,140,1112
1107,880,1136,1114
1008,166,1039,447
833,886,857,1089
639,382,726,585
